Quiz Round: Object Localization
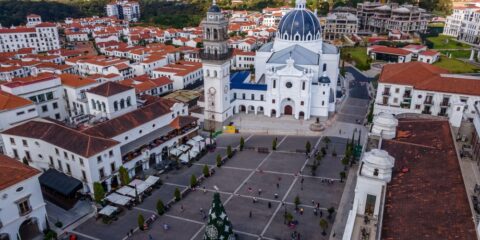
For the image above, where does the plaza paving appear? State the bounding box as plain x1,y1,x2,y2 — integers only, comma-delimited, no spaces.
73,134,349,240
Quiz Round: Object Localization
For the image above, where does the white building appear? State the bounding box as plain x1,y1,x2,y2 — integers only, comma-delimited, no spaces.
444,5,480,45
152,61,203,90
86,81,137,119
0,154,47,240
323,12,358,41
201,0,340,130
60,74,100,122
106,0,141,22
373,62,480,127
0,15,60,53
0,73,67,121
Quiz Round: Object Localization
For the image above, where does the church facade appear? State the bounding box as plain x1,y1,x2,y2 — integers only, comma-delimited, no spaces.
202,0,340,130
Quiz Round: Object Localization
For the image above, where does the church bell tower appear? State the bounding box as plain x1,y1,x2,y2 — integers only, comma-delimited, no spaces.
201,0,233,131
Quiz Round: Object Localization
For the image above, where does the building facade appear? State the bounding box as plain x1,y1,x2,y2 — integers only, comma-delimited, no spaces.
0,15,60,53
323,12,359,40
106,0,141,22
444,5,480,44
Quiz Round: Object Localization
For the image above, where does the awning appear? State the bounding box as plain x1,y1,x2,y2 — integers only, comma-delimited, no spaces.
39,169,82,196
99,205,118,216
179,153,190,163
145,176,160,187
129,180,149,194
116,185,136,197
192,136,204,142
104,193,132,206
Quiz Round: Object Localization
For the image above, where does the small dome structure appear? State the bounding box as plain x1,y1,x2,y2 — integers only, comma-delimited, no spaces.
276,0,321,42
361,149,395,182
372,112,398,139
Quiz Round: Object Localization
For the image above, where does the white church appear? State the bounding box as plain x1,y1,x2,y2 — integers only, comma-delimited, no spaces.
201,0,340,130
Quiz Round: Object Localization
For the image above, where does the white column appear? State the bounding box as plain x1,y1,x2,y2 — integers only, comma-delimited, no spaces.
470,48,475,61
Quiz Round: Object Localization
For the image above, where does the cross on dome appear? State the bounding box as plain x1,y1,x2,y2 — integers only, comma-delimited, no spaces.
295,0,306,9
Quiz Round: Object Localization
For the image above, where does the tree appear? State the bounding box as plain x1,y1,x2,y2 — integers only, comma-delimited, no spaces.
319,1,329,15
294,195,301,210
316,153,323,163
227,145,233,158
239,137,245,151
323,136,331,149
203,193,235,240
339,171,346,182
156,199,165,215
341,157,349,170
119,166,130,186
305,141,311,154
22,157,29,166
328,207,335,219
93,182,105,203
272,138,277,150
319,218,329,236
203,164,210,177
174,187,181,201
138,214,145,230
216,154,222,167
190,174,197,188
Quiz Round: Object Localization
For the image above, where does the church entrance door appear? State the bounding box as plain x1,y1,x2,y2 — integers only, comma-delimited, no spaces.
284,105,292,115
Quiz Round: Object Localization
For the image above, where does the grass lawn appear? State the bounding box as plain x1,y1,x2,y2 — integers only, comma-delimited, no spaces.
439,50,471,59
433,56,480,73
342,47,370,70
427,35,471,49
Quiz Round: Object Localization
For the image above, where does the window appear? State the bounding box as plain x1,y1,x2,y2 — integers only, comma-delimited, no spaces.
251,94,254,100
55,113,60,120
99,168,105,179
38,94,46,102
52,102,58,109
41,105,48,112
242,93,246,99
260,95,264,101
273,80,276,88
66,163,71,174
64,152,68,159
13,149,18,158
301,101,304,106
285,82,292,88
79,158,84,166
10,138,15,145
415,104,421,109
17,198,31,216
373,168,379,176
323,63,327,72
111,162,116,172
49,156,54,166
272,99,275,104
97,156,102,164
82,170,87,181
109,150,113,157
395,88,399,93
16,111,25,116
57,160,62,171
302,82,305,90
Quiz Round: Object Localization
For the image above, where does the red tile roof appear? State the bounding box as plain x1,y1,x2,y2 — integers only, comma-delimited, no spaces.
87,81,133,97
419,50,439,56
82,98,176,138
0,154,40,191
0,90,33,111
119,75,172,94
381,118,477,240
60,73,97,88
3,73,59,88
379,62,480,96
2,120,119,158
370,45,412,56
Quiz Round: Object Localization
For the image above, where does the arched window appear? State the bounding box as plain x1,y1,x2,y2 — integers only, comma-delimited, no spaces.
126,97,131,107
206,28,211,39
101,102,106,112
96,100,101,111
295,34,300,41
302,81,306,90
323,64,327,72
120,99,125,109
273,80,276,88
113,101,118,111
91,99,96,110
213,29,218,40
213,70,217,77
206,69,210,77
322,101,324,106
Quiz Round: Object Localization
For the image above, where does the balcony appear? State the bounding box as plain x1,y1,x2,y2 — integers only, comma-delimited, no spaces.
403,93,412,99
422,110,432,115
440,100,450,108
382,90,390,96
424,99,434,105
121,118,198,163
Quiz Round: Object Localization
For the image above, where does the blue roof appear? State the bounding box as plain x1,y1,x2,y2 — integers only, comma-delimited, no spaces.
278,9,321,41
230,71,267,91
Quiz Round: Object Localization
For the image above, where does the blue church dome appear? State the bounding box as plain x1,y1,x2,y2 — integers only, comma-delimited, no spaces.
277,9,322,42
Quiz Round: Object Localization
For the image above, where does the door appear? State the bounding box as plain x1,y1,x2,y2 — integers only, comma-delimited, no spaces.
284,105,292,115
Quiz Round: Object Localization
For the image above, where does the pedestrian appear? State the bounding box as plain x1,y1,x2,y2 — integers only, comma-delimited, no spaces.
163,223,169,230
274,193,279,199
316,203,320,209
253,197,257,203
276,182,280,189
258,188,262,195
268,202,272,208
320,210,323,217
129,229,133,236
200,207,204,214
180,204,184,212
339,129,342,135
249,211,252,218
314,208,317,216
300,208,304,215
301,177,304,184
203,186,206,194
311,200,315,206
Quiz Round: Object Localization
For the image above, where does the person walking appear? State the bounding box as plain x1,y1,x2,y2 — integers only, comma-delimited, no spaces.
258,188,262,195
268,202,272,208
180,204,184,212
249,211,252,218
276,182,280,189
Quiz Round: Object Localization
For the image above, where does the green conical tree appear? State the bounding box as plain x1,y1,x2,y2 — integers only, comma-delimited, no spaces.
203,193,235,240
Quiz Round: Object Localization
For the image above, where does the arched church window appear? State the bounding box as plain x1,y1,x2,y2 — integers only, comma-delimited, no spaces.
302,81,306,90
91,99,96,110
323,64,327,72
120,99,125,109
213,29,218,40
213,70,217,77
295,34,300,41
126,97,131,107
206,28,211,39
273,80,276,89
114,101,118,111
